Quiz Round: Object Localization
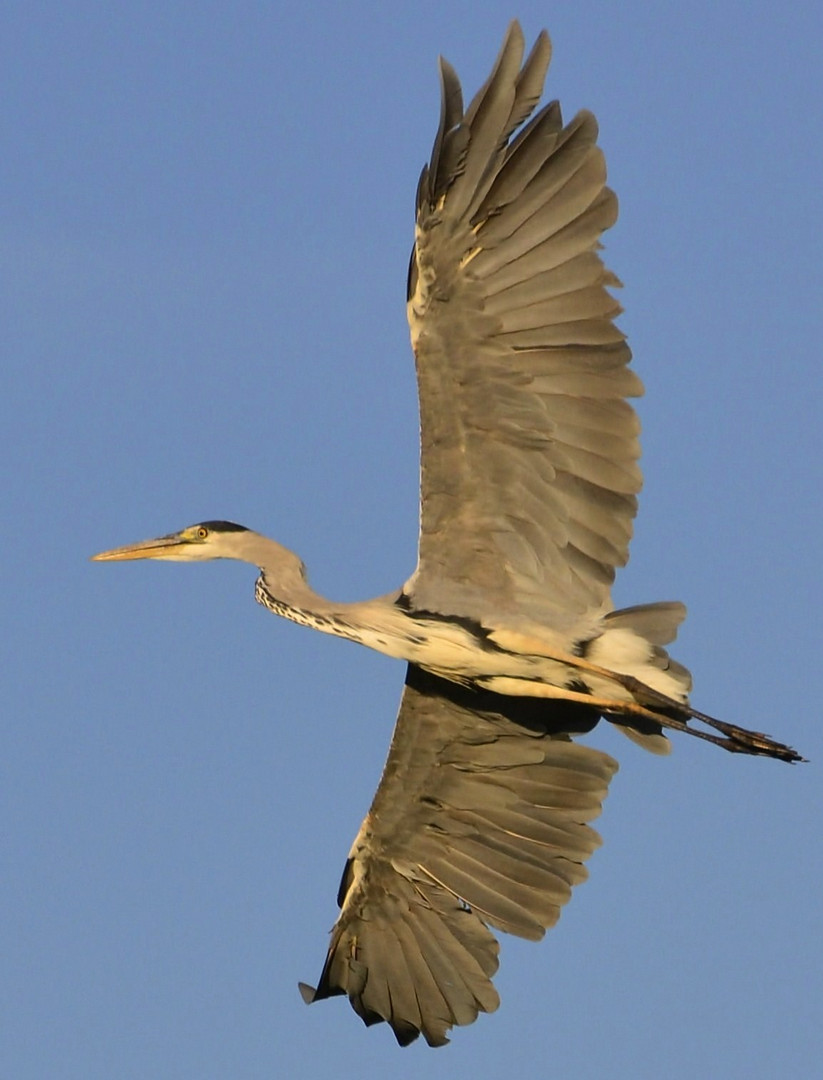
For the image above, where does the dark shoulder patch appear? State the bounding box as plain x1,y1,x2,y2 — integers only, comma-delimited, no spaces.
336,856,355,909
394,594,498,645
574,637,592,658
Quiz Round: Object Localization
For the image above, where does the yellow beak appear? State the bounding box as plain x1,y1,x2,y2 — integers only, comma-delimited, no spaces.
91,534,189,562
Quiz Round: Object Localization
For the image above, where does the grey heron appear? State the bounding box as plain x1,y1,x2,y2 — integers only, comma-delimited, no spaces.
93,22,801,1047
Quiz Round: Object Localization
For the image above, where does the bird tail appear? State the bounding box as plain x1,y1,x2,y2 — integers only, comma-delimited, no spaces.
584,602,803,763
584,601,690,754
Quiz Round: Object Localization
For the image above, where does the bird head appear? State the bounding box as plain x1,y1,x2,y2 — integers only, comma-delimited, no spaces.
91,521,251,563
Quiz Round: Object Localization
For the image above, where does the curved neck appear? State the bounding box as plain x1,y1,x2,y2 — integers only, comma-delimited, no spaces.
239,530,410,651
229,530,339,623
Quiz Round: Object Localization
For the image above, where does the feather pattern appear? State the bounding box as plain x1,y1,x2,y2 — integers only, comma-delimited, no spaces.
406,25,640,631
300,666,616,1046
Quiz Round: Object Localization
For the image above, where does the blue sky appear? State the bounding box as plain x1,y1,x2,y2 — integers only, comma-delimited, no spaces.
3,2,821,1077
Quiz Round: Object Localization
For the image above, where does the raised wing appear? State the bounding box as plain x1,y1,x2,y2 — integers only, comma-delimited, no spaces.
405,21,642,632
299,665,617,1046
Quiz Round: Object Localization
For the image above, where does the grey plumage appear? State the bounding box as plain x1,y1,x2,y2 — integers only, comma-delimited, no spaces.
92,19,802,1052
407,23,640,630
299,667,614,1047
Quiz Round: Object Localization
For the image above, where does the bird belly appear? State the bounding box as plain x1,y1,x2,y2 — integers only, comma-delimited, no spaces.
358,615,595,698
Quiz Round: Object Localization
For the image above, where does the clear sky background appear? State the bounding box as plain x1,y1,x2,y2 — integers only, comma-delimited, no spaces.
3,2,821,1077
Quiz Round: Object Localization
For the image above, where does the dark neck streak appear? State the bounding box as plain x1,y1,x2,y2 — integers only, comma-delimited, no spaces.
254,561,364,641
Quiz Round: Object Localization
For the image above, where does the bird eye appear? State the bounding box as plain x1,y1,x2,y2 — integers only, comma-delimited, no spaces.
196,526,209,540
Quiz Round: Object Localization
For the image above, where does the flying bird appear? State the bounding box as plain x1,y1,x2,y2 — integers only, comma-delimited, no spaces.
93,21,801,1047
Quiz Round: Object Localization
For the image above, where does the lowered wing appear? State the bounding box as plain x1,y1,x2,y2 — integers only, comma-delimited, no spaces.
300,665,616,1046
